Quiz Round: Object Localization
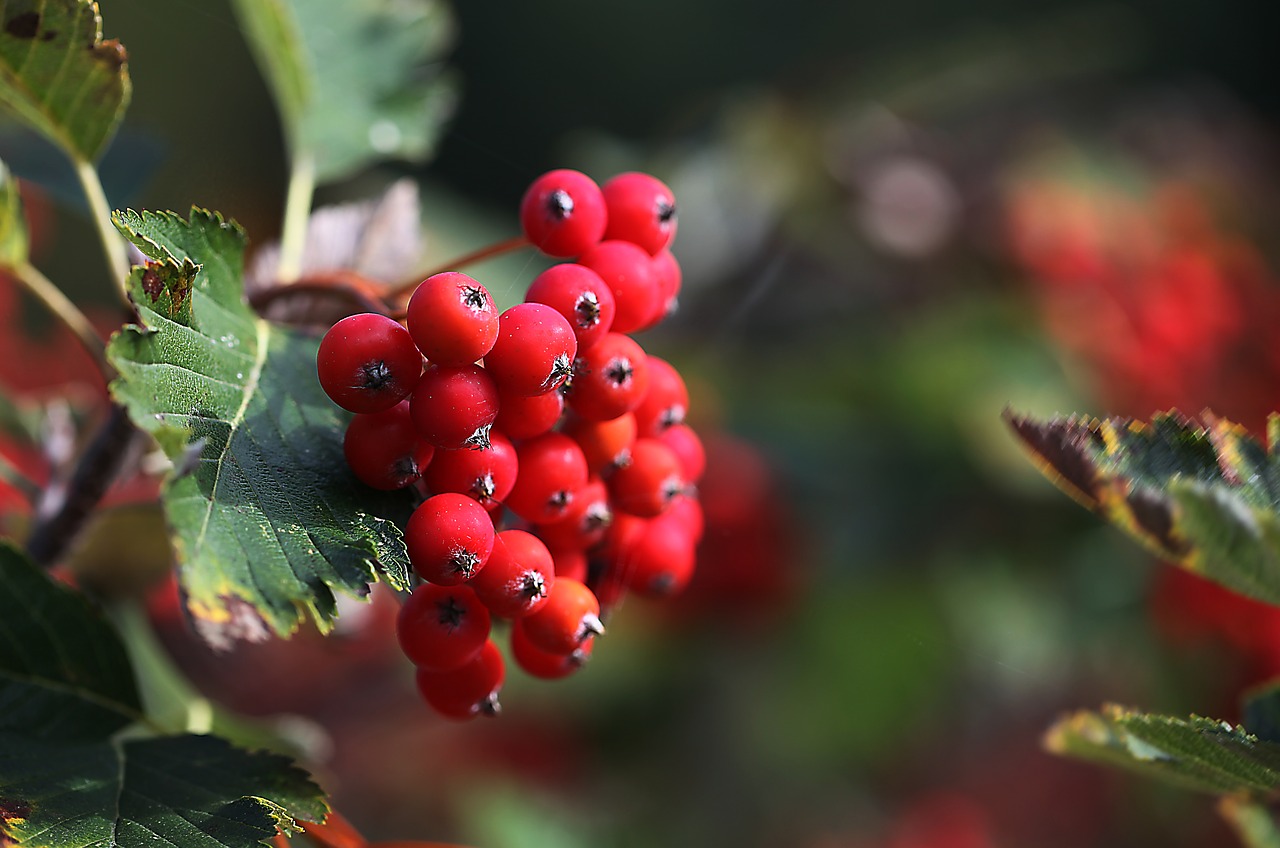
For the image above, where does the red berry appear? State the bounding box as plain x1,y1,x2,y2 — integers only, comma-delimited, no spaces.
520,169,607,257
601,172,677,255
657,423,705,483
548,545,589,583
578,240,659,334
343,400,435,490
396,583,491,671
534,477,613,551
405,493,496,585
608,438,686,517
567,332,650,422
409,363,500,450
525,263,617,351
470,529,556,618
622,513,698,597
405,271,499,365
415,639,505,719
640,248,681,329
505,433,590,524
632,355,689,437
484,303,578,397
665,492,705,544
511,617,594,679
423,430,519,507
317,313,422,413
493,384,564,439
562,412,637,474
521,577,604,655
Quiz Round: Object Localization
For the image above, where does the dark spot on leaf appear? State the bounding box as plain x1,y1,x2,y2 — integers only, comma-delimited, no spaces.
90,39,128,69
4,12,40,39
1004,411,1105,507
41,30,55,41
1126,487,1188,559
141,265,165,302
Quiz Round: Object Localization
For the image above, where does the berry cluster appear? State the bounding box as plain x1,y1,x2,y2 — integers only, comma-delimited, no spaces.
315,169,704,719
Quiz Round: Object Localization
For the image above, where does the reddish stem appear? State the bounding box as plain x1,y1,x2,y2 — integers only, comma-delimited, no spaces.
387,234,532,301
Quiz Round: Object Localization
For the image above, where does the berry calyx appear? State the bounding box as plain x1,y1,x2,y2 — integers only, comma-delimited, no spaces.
343,400,435,490
317,313,423,413
405,271,500,365
601,172,678,255
397,583,491,671
405,493,496,585
484,303,578,397
409,364,500,450
415,639,505,719
521,578,604,655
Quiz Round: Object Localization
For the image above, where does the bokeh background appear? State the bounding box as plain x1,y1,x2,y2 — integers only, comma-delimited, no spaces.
8,0,1280,845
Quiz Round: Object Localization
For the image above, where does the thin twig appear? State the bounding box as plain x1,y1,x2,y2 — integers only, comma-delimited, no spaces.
26,403,139,567
73,158,133,304
386,234,531,300
276,153,317,283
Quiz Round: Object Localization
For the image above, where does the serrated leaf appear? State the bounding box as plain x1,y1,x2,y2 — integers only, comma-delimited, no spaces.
0,733,327,848
0,542,142,741
230,0,456,183
1045,704,1280,796
106,207,411,645
0,157,26,264
1006,409,1280,605
0,0,130,162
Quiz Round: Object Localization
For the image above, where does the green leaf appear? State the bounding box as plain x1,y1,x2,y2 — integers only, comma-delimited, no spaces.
1005,410,1280,605
0,542,142,741
106,207,411,645
231,0,456,183
0,733,327,848
1045,704,1280,796
0,157,26,265
0,0,130,162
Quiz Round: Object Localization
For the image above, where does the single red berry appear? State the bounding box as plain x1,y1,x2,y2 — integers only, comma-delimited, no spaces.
622,512,698,597
343,400,436,490
405,493,496,585
511,617,594,680
505,433,590,524
423,430,518,507
520,169,608,257
631,355,689,437
562,412,637,474
607,438,686,517
521,577,604,655
470,529,557,618
317,313,422,413
601,172,678,255
396,583,491,671
493,384,564,439
415,639,505,719
548,545,589,583
578,240,659,334
534,477,613,551
639,248,682,330
566,332,650,422
409,363,500,450
592,512,646,610
525,263,617,351
405,271,499,365
658,423,706,483
484,302,578,397
665,492,705,544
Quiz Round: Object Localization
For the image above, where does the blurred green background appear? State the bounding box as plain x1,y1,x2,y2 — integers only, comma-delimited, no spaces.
11,0,1280,845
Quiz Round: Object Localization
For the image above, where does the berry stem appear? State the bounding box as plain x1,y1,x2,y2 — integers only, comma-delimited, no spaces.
276,151,318,283
7,260,114,382
388,234,532,300
73,158,133,304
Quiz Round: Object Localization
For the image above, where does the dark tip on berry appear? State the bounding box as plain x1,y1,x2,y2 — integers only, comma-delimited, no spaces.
580,613,606,639
436,596,466,629
391,456,421,487
549,489,573,512
479,693,502,717
461,285,489,311
659,404,686,429
449,550,481,579
603,358,633,387
357,360,393,390
574,292,602,328
657,199,676,225
568,646,591,668
650,573,677,595
547,353,575,389
470,473,496,502
583,502,613,532
520,571,548,599
464,424,493,451
546,189,574,220
661,475,687,505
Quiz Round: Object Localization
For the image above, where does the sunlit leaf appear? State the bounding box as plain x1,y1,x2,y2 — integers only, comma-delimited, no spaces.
106,208,411,645
0,0,130,162
1045,704,1280,796
230,0,456,183
1006,410,1280,605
